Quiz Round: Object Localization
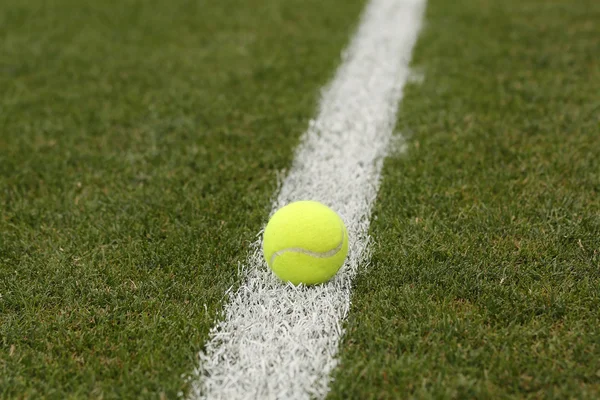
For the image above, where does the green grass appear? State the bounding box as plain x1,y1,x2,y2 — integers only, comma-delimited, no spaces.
2,0,600,398
331,0,600,398
0,0,366,398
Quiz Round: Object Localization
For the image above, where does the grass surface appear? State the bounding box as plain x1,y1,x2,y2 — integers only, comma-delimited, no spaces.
331,0,600,398
2,0,600,398
0,0,366,397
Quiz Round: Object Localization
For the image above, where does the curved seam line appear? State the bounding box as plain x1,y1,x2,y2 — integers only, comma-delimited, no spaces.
269,221,346,266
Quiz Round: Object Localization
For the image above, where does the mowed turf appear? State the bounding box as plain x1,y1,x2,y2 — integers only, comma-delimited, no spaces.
331,0,600,398
0,0,366,397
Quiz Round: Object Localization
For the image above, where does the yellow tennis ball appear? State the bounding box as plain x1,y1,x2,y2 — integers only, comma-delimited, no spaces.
262,200,349,285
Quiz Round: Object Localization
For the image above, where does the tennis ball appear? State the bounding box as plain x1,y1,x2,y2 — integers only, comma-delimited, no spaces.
262,200,348,285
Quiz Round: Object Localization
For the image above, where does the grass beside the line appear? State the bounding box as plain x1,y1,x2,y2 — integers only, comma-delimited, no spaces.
0,0,366,397
331,0,600,398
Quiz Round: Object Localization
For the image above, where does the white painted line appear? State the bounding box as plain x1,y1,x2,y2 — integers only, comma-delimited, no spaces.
190,0,425,398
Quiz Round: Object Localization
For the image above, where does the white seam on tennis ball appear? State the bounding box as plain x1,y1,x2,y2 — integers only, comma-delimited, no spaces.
269,223,345,266
191,0,426,399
